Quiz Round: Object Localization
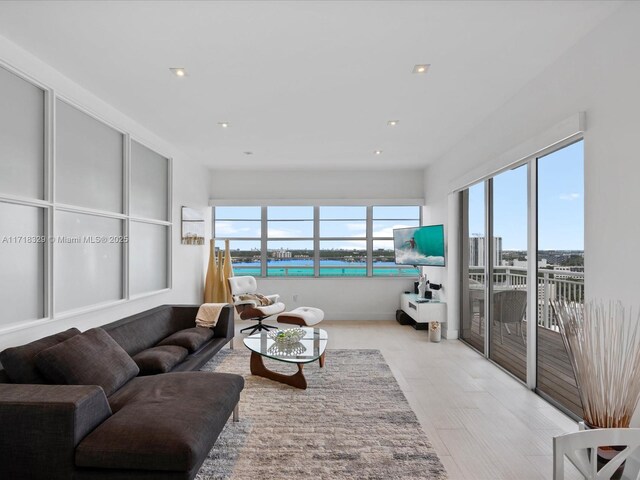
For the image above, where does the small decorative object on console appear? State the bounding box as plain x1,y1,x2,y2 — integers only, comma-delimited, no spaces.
417,274,427,298
268,328,306,345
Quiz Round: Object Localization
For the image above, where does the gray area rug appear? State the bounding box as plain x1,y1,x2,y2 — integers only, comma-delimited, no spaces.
195,348,447,479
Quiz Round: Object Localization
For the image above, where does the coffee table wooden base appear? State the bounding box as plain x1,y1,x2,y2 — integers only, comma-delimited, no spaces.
250,351,308,389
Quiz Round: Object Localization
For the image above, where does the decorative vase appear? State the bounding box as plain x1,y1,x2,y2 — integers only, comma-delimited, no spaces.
582,422,626,480
429,323,441,343
553,301,640,480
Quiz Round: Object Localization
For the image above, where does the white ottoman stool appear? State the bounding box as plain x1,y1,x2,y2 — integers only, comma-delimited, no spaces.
277,306,324,327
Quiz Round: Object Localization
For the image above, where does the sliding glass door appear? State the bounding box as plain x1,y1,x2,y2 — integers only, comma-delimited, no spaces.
536,140,584,416
489,165,528,382
460,182,486,354
459,138,584,417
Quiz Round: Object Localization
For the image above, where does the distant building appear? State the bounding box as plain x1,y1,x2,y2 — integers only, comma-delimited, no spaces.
512,258,547,268
552,266,582,279
469,236,502,267
272,248,292,259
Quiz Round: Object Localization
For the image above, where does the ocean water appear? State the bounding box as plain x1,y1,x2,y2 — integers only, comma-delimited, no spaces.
231,259,418,277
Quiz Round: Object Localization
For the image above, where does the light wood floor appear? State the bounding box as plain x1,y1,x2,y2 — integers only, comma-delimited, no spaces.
233,320,582,480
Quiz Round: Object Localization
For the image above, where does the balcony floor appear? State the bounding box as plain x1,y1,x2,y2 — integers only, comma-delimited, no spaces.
461,317,583,418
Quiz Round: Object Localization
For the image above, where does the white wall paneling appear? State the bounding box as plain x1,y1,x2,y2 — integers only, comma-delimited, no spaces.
130,140,169,221
0,202,45,327
0,38,208,350
55,98,124,213
129,220,170,297
0,50,201,345
54,210,124,313
0,65,44,200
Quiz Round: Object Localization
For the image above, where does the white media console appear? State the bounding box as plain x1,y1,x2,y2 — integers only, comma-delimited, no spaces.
400,293,447,330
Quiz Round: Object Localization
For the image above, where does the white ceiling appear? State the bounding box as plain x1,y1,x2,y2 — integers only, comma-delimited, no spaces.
0,1,622,170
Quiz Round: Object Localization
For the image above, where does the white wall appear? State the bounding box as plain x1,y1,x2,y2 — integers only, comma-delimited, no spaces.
210,168,424,320
423,1,640,313
0,35,209,350
210,168,425,203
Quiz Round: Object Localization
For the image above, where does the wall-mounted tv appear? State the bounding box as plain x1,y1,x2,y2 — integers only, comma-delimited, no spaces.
393,225,445,267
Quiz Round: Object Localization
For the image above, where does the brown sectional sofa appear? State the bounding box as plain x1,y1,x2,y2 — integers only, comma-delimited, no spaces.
0,304,243,480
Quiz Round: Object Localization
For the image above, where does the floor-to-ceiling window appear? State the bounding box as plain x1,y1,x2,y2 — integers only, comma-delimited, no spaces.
459,137,584,417
536,140,584,417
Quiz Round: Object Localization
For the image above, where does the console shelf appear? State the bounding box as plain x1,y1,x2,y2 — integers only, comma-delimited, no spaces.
400,293,447,330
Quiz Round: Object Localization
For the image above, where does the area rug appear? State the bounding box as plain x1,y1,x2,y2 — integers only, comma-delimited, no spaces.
195,348,448,480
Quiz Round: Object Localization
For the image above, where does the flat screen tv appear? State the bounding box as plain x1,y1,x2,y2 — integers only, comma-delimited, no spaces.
393,225,445,267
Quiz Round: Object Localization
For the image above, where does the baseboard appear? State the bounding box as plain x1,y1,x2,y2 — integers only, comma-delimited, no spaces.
444,329,459,340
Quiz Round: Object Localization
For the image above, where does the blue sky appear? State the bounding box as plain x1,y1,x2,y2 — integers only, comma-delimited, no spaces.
468,140,584,250
215,206,420,250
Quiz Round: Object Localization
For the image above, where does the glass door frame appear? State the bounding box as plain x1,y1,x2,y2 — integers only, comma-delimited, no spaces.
459,133,583,392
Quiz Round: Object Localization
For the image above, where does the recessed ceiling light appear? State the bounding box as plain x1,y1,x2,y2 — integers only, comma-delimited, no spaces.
169,67,187,77
412,64,430,74
374,149,383,155
218,122,230,128
387,120,399,126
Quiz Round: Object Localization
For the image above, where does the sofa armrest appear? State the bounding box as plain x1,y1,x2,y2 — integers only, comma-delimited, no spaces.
213,304,234,340
0,384,112,480
172,304,234,341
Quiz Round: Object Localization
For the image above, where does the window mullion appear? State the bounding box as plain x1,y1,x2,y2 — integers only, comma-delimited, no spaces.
314,206,320,277
367,206,373,276
261,206,267,277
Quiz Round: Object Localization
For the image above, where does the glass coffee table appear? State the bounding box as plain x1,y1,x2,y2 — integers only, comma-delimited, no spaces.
243,327,328,390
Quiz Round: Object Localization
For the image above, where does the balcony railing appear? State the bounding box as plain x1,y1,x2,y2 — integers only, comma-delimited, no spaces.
468,266,584,331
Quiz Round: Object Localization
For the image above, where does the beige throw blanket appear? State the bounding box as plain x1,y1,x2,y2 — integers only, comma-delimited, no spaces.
196,303,227,328
238,293,274,306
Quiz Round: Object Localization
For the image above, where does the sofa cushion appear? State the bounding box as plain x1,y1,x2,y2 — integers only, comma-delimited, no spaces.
132,345,189,375
76,372,244,472
0,328,80,384
35,328,139,396
157,327,214,353
104,306,180,357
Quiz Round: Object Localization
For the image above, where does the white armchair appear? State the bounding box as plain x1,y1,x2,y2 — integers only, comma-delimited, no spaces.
227,276,286,335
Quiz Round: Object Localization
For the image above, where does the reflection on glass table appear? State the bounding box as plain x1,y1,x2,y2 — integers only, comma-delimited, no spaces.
243,327,328,389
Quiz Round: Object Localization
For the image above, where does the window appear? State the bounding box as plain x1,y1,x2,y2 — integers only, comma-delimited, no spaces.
267,206,314,277
319,206,366,277
212,205,421,277
214,207,261,276
372,206,420,276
